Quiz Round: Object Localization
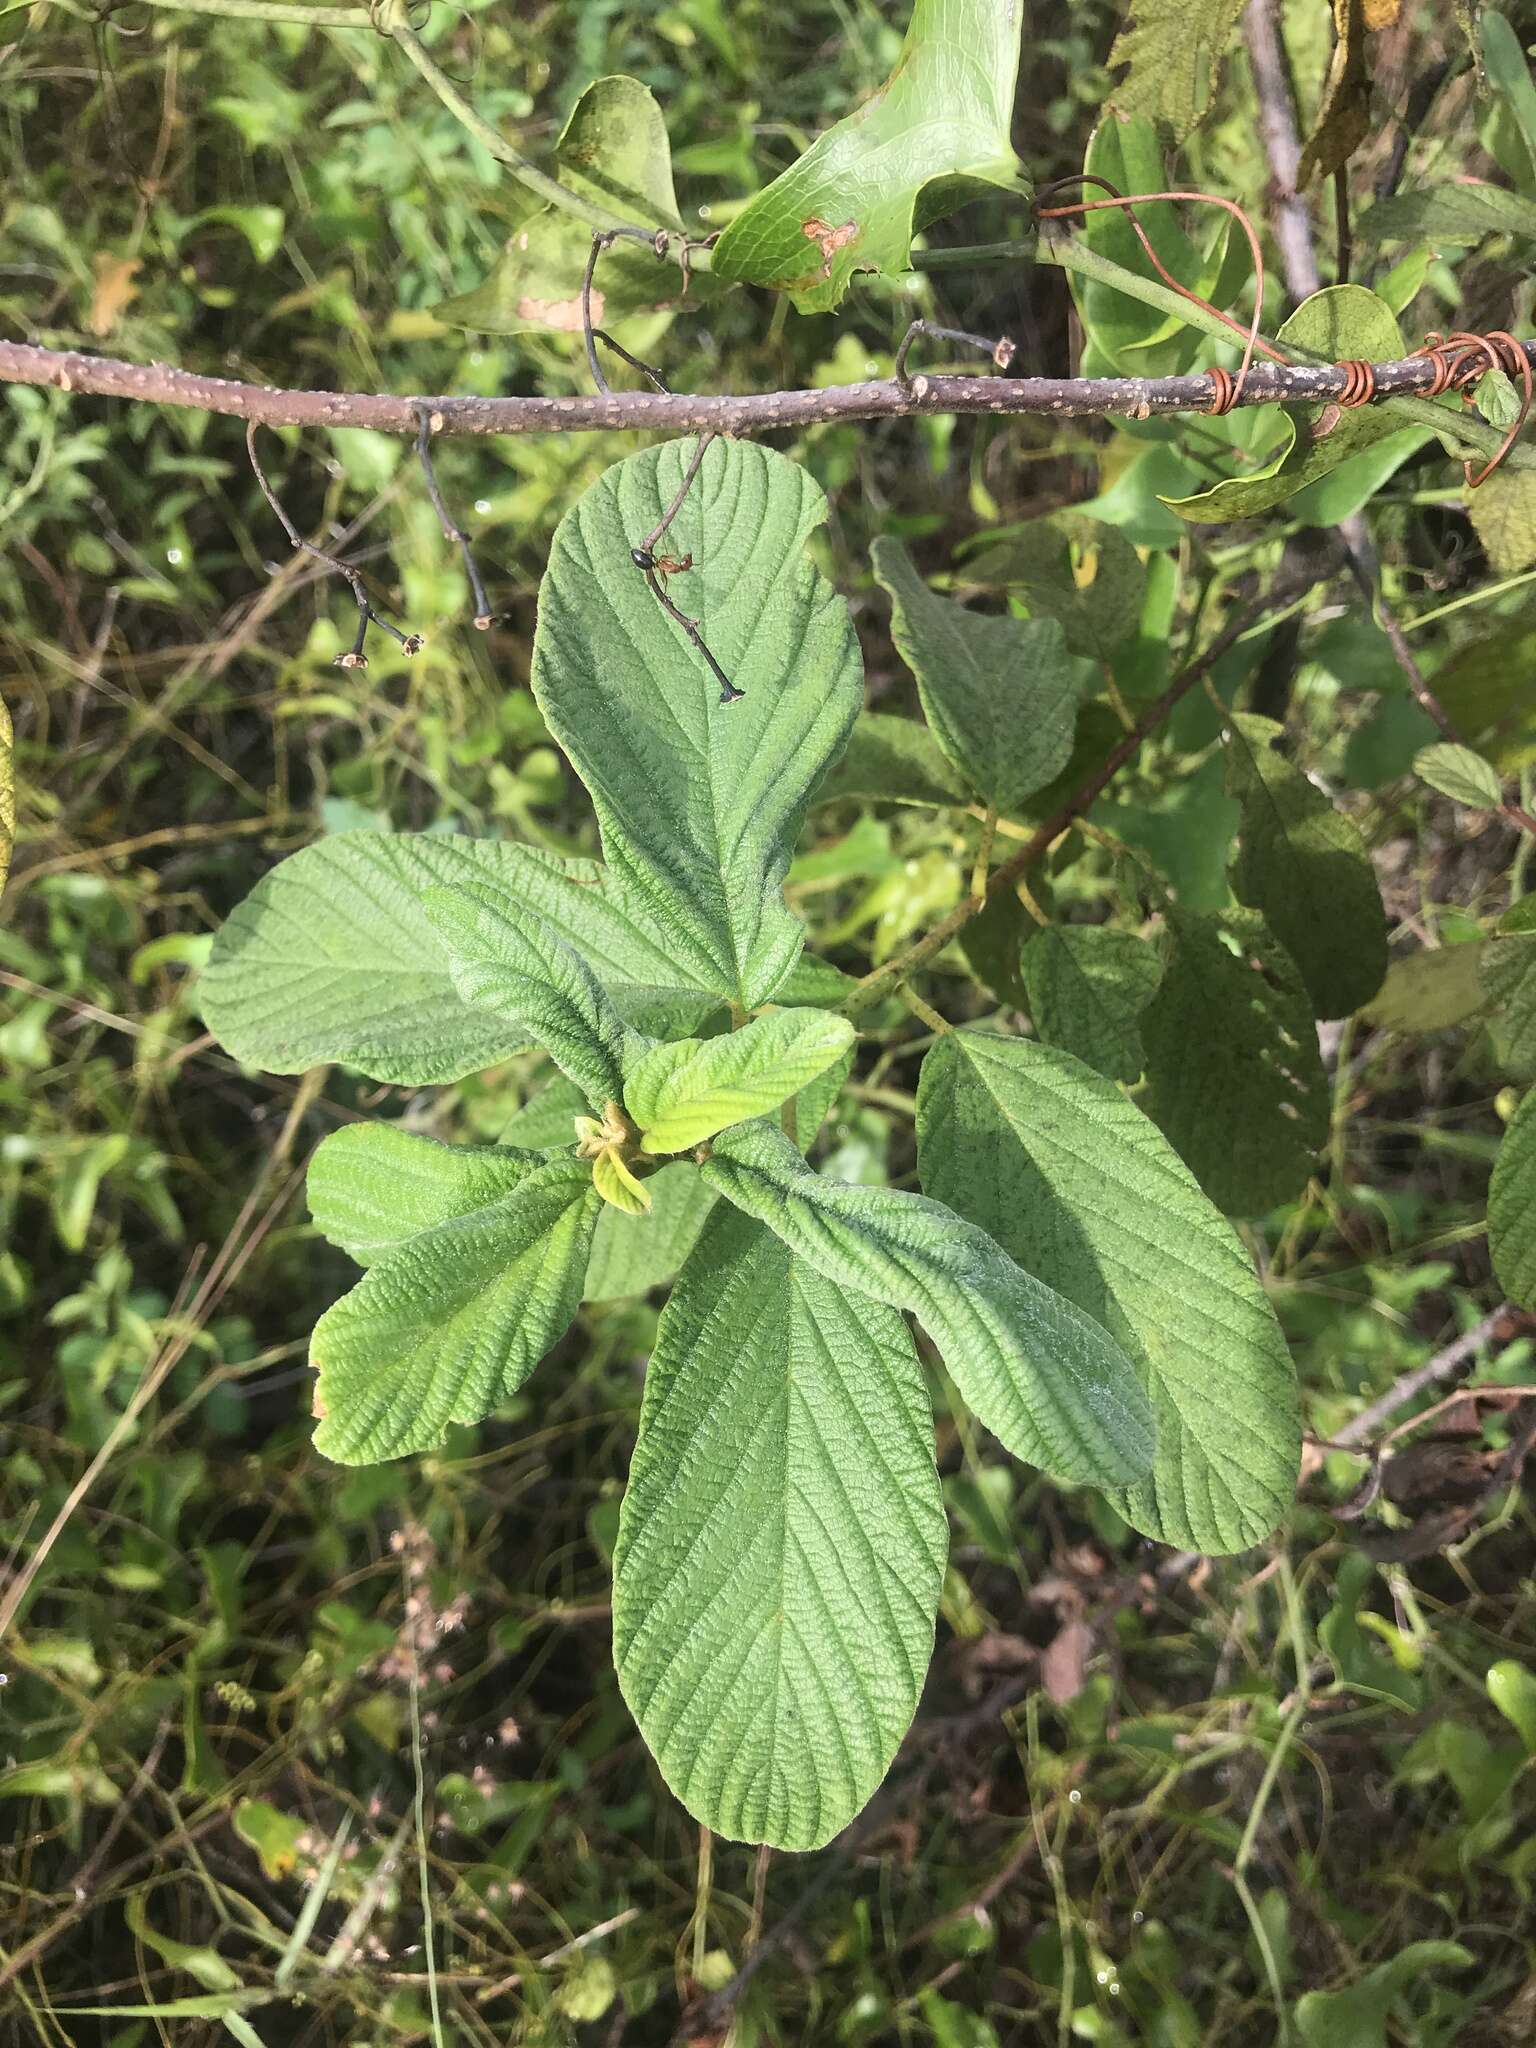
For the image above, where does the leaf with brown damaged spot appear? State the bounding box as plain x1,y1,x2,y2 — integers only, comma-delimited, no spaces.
711,0,1030,313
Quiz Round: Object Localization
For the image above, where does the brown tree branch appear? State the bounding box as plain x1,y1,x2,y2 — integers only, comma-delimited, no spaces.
2,335,1532,439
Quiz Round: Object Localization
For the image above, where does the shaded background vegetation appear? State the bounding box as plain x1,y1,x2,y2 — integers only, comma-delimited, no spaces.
3,0,1536,2040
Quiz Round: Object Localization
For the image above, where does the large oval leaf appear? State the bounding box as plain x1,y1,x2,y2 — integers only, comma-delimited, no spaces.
613,1204,945,1850
917,1033,1299,1553
533,438,863,1010
701,1120,1154,1489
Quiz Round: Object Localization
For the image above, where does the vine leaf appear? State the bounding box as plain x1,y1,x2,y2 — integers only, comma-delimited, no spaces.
871,538,1085,817
1107,0,1247,138
200,833,721,1086
700,1120,1155,1489
1223,712,1388,1018
307,1124,543,1266
436,77,701,337
623,1007,855,1154
709,0,1029,313
961,512,1147,663
613,1204,946,1851
1166,287,1407,524
1018,925,1164,1082
1141,909,1329,1215
814,710,970,812
533,438,863,1010
1490,1088,1536,1309
310,1160,599,1464
916,1033,1300,1553
424,879,636,1110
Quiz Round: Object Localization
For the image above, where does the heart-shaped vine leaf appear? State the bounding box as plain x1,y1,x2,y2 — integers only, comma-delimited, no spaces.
623,1007,854,1154
708,0,1029,313
872,538,1085,817
436,76,696,337
1018,924,1165,1082
199,832,719,1085
1166,287,1409,523
534,438,863,1010
701,1120,1154,1489
311,1160,600,1464
1223,713,1388,1018
1141,909,1329,1214
917,1033,1300,1553
425,880,636,1110
307,1124,543,1266
613,1204,945,1851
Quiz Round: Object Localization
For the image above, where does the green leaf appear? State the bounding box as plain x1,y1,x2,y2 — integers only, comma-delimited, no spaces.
961,514,1147,663
1482,931,1536,1074
1141,910,1329,1214
533,438,863,1009
1107,0,1246,138
871,538,1084,816
1358,181,1536,247
1363,943,1488,1033
1072,117,1227,364
814,710,971,811
701,1120,1155,1489
584,1161,717,1301
1433,624,1536,771
310,1160,599,1464
435,77,697,336
0,693,12,900
1491,1089,1536,1308
201,832,720,1085
497,1075,592,1152
1469,468,1536,575
307,1125,543,1266
1487,1655,1536,1752
125,1892,240,1994
624,1007,855,1154
708,0,1028,312
1294,1942,1473,2048
1413,742,1504,809
916,1033,1300,1553
958,887,1033,1006
612,1204,946,1850
424,879,635,1110
1223,713,1388,1017
1166,287,1408,524
1018,925,1164,1082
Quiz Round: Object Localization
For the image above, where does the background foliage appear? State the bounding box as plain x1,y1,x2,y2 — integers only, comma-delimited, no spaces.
4,0,1536,2041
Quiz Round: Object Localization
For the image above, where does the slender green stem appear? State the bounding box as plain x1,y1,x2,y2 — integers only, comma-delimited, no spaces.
121,0,389,30
1402,564,1536,632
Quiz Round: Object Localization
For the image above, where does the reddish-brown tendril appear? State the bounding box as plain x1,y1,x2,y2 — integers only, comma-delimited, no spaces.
1034,176,1285,416
1336,360,1376,408
1414,329,1534,486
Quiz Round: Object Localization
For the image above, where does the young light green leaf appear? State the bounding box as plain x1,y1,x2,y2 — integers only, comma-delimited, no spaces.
592,1146,651,1214
533,438,863,1009
585,1162,717,1301
872,538,1084,817
424,880,635,1110
1413,742,1505,810
1482,931,1536,1075
700,1120,1154,1489
1107,0,1246,137
613,1205,945,1850
813,710,971,811
1489,1088,1536,1309
1166,287,1408,524
435,77,699,337
1018,924,1164,1082
916,1033,1300,1553
623,1007,855,1154
1363,943,1488,1033
1487,1656,1536,1753
310,1160,599,1464
200,832,721,1085
1223,713,1388,1018
1142,910,1329,1215
498,1074,592,1152
307,1125,543,1266
708,0,1029,313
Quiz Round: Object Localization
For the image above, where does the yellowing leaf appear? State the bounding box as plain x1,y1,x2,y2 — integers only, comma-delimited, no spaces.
592,1145,652,1215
